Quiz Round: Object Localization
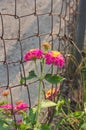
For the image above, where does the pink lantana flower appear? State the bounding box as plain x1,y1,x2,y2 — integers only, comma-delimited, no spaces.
24,49,43,61
0,104,13,110
45,51,65,68
16,119,22,124
15,103,29,111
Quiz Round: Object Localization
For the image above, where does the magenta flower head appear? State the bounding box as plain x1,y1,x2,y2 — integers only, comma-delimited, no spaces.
15,103,29,111
24,49,43,61
16,119,22,124
0,104,12,110
45,51,65,68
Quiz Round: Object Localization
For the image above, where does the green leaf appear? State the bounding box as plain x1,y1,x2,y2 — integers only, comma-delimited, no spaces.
29,108,37,124
81,67,86,72
20,123,27,130
80,123,86,130
41,100,56,108
72,111,84,118
0,120,9,130
20,70,37,83
45,73,65,84
20,77,25,84
34,128,40,130
39,124,50,130
26,70,37,80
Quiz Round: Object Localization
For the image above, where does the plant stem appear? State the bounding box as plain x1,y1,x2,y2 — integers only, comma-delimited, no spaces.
35,59,45,128
41,59,45,77
34,60,39,75
36,80,42,127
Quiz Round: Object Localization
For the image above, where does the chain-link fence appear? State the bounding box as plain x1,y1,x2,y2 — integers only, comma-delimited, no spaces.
0,0,79,126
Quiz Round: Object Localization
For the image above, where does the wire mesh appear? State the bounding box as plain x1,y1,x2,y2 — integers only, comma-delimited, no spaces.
0,0,79,127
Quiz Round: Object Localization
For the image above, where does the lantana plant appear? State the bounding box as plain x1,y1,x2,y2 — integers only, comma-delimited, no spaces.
0,90,29,130
0,43,65,130
21,42,65,129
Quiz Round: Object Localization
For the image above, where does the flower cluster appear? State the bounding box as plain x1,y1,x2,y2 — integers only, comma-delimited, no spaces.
0,101,29,112
24,48,65,68
45,51,65,68
0,92,29,130
0,104,12,109
24,49,43,61
45,88,59,100
15,102,29,111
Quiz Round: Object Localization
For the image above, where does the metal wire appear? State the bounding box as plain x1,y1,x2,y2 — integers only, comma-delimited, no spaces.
0,0,79,126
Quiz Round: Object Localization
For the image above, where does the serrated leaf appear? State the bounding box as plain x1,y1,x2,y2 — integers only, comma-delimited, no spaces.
41,100,56,108
45,74,65,84
26,70,37,80
20,70,37,83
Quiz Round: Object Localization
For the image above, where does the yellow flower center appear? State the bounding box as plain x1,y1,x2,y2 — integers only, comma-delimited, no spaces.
52,51,60,57
46,88,56,98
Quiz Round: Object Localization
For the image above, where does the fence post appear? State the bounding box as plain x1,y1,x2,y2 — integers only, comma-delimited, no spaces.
75,0,86,63
70,0,86,93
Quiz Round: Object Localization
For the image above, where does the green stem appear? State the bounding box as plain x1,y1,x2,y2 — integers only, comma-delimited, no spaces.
36,80,42,127
41,59,45,77
35,59,45,128
34,60,39,75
